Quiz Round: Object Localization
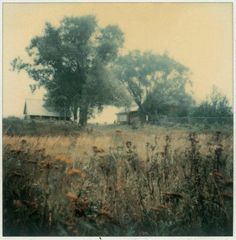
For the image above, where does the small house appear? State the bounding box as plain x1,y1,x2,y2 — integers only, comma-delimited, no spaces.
116,107,140,125
23,99,69,120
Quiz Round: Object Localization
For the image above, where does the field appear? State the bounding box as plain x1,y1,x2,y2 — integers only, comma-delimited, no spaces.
3,120,233,236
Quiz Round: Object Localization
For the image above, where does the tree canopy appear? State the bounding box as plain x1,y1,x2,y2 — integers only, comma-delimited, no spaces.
12,15,130,126
116,50,194,120
11,15,231,126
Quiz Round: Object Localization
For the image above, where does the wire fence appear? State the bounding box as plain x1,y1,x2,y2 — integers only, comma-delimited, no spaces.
149,116,233,125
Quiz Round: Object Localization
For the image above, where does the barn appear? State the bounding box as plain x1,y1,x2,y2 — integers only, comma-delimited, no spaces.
23,99,69,120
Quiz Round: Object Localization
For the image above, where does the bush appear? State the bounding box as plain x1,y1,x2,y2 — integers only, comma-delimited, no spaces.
190,86,233,124
3,117,81,136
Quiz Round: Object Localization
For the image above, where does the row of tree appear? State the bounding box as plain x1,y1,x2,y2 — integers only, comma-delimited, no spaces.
12,15,232,126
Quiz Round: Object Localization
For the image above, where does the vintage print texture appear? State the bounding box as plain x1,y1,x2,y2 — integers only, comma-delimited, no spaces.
3,3,233,236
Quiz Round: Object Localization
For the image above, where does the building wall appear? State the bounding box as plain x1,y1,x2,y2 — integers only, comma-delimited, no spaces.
117,111,140,124
118,114,128,123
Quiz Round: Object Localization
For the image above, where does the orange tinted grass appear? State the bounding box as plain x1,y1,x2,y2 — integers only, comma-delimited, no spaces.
3,130,233,163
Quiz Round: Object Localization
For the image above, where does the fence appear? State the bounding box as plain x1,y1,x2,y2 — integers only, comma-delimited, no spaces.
150,116,233,125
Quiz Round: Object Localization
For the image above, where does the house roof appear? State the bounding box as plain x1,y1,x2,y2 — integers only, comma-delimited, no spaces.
24,99,62,117
116,106,139,115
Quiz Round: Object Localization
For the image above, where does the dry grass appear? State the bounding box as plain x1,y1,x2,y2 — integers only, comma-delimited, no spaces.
3,125,233,236
3,125,232,163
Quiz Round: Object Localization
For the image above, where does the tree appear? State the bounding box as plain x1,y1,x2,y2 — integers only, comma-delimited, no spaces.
142,77,195,118
191,86,232,123
12,15,129,126
116,50,194,120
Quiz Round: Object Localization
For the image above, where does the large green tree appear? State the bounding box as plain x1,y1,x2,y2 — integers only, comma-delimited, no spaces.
12,15,129,126
116,50,194,120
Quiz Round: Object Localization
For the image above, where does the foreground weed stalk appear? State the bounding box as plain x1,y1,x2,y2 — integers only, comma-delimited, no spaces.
3,131,233,236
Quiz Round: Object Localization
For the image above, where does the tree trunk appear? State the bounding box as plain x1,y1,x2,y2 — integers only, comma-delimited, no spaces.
136,102,146,123
73,106,78,122
79,104,89,127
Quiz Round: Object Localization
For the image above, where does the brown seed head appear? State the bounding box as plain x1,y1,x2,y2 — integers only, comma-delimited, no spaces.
126,141,132,148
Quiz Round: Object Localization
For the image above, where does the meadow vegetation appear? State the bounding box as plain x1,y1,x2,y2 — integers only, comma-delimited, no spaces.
3,120,233,236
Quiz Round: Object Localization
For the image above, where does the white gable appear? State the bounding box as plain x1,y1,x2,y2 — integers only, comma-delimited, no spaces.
24,99,61,117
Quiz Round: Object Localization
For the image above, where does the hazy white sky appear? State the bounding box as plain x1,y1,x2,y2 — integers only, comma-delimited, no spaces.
3,3,233,123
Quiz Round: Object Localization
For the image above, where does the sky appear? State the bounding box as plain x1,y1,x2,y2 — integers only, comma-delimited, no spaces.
3,3,233,123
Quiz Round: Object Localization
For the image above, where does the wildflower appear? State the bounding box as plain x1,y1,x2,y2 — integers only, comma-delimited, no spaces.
55,154,73,164
96,148,105,153
66,192,78,202
92,146,105,155
66,167,82,176
98,210,113,220
214,144,223,153
40,160,53,169
126,141,132,149
38,148,46,154
20,139,27,146
92,146,98,152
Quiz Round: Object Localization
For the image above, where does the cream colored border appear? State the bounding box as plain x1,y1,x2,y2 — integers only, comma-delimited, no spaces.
0,1,234,240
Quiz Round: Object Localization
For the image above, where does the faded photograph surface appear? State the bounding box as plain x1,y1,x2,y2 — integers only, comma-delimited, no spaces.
3,3,233,236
